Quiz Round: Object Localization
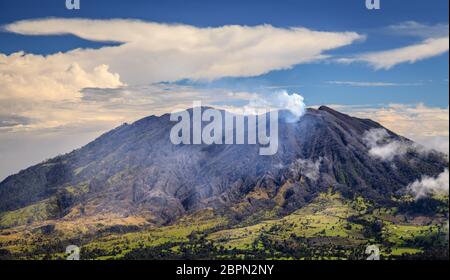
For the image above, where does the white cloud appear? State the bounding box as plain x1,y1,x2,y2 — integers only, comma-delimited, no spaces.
408,169,449,199
335,22,449,70
387,21,449,39
3,18,363,84
340,37,449,70
0,52,123,101
363,128,409,161
361,37,449,70
327,81,423,87
362,127,449,161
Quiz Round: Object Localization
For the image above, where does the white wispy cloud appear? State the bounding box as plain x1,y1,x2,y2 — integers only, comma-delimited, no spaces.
336,22,449,70
327,81,423,87
356,37,449,70
387,21,449,39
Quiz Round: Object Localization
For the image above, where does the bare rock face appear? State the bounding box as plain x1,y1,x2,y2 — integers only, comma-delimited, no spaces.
0,106,447,224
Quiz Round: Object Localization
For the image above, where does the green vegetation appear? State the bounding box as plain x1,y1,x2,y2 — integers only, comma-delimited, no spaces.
0,192,448,260
0,200,52,228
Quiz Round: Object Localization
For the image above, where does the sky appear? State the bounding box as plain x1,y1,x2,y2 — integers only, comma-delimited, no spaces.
0,0,449,180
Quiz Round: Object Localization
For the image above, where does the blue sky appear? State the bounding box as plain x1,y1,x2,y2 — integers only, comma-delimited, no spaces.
0,0,448,107
0,0,448,180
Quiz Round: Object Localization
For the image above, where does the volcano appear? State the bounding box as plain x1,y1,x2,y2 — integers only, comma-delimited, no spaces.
0,106,447,227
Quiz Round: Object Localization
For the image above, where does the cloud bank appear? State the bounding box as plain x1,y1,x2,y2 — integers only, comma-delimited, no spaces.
3,18,363,84
356,37,449,70
0,18,362,132
334,104,449,155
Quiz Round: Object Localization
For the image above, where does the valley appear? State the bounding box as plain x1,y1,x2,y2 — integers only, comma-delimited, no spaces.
1,191,447,260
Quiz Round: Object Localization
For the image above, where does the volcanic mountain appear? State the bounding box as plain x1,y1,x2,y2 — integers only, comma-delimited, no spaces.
0,106,447,226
